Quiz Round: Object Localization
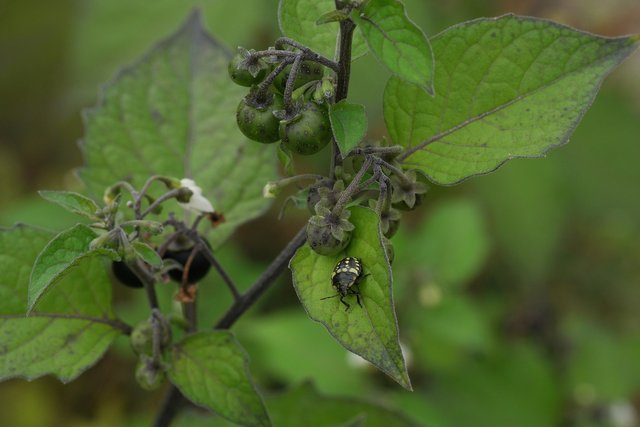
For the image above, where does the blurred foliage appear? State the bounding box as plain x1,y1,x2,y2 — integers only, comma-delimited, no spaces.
1,0,640,426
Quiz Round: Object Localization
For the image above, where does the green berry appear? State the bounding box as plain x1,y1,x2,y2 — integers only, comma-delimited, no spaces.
274,60,324,93
236,91,284,143
307,215,352,256
280,101,332,155
130,318,171,356
135,356,165,391
228,52,269,87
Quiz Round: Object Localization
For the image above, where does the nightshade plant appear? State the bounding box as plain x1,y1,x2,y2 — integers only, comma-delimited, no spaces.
0,1,638,426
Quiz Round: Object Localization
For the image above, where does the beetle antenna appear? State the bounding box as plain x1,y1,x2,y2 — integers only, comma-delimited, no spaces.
320,294,339,300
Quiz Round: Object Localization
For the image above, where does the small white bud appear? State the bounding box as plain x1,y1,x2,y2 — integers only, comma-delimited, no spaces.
262,182,279,198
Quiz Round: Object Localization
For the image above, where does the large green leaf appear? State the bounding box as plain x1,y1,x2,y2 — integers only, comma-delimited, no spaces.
290,206,410,389
78,11,276,248
353,0,434,93
266,382,421,427
168,331,271,427
384,15,639,185
278,0,369,60
0,225,125,382
430,343,562,427
28,224,118,312
176,381,421,427
394,198,490,289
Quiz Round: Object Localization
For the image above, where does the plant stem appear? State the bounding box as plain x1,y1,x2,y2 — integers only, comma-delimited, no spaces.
214,226,307,329
151,226,307,427
375,157,412,185
335,16,355,102
283,55,303,110
255,58,293,99
129,260,160,310
333,156,372,215
349,145,403,156
140,188,186,218
274,37,340,72
331,10,356,178
152,387,185,427
194,237,242,301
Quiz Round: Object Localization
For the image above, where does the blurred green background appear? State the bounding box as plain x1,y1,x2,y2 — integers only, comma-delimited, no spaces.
1,0,640,426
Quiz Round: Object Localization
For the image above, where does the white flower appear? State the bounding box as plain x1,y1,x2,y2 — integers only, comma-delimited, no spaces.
177,178,215,214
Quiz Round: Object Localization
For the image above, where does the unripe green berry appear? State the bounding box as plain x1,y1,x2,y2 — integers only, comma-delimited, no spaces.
236,92,283,143
280,101,332,155
135,356,165,391
273,60,324,93
130,318,171,356
228,52,269,87
307,216,352,256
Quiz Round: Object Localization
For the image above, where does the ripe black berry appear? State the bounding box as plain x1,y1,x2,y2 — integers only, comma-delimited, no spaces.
111,261,144,288
163,240,212,283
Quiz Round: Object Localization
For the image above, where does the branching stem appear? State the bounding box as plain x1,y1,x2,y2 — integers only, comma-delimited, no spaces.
333,156,373,215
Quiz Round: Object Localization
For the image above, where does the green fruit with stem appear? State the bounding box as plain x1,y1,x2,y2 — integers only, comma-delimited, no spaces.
236,91,284,143
274,60,324,93
228,52,270,87
280,101,332,155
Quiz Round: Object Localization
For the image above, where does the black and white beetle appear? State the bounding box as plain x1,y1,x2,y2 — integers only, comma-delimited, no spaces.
321,257,367,311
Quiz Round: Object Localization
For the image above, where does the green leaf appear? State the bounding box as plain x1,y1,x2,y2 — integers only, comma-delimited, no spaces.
0,317,122,383
329,101,368,158
38,190,101,220
132,241,162,268
353,0,434,93
28,224,118,313
0,225,54,314
384,15,640,185
168,331,271,427
178,381,421,427
278,0,369,60
316,10,349,26
430,343,561,427
266,382,421,427
0,225,126,382
395,198,490,288
290,206,411,389
406,295,493,371
78,11,276,249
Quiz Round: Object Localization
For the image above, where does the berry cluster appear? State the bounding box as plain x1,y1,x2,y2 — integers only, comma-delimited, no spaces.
229,42,337,156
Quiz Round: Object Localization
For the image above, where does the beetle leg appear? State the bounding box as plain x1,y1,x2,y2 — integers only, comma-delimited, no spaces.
355,292,362,308
339,296,350,311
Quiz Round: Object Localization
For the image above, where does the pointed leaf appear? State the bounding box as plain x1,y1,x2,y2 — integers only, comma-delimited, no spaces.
329,101,368,158
79,11,276,248
132,241,162,268
278,0,369,60
28,224,118,312
38,190,101,220
384,15,640,185
168,331,271,427
290,206,411,389
0,225,126,382
354,0,434,93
